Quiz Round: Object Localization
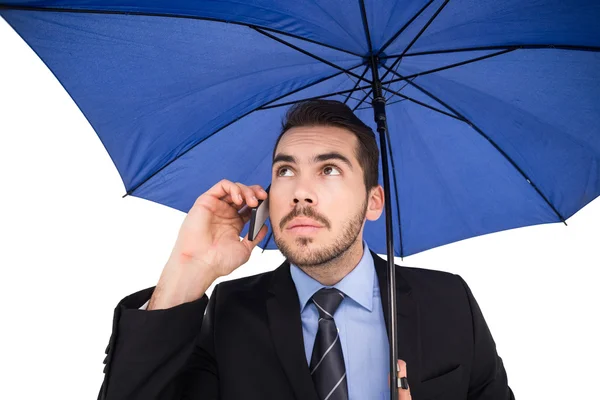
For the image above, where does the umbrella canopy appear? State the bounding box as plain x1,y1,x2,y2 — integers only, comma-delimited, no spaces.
1,1,599,257
3,2,599,399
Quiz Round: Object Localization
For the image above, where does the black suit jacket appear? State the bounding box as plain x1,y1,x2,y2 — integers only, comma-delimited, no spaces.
98,250,514,400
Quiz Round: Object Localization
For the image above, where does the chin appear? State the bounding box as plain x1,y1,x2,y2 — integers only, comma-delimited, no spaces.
284,235,320,253
274,233,350,267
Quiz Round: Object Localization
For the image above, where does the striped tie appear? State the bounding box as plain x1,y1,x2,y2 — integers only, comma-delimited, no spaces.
310,288,348,400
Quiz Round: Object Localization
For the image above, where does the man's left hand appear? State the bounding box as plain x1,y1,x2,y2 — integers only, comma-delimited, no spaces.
397,359,412,400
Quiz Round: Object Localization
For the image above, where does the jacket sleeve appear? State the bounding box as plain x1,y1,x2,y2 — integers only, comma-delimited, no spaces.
457,275,516,400
97,284,220,400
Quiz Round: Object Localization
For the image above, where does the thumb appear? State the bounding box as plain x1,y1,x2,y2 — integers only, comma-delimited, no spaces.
397,359,412,400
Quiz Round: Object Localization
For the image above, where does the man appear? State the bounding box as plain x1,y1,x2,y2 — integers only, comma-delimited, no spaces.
98,100,514,400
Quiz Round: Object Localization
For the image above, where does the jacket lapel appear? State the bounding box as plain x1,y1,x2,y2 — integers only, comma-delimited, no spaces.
265,252,422,398
266,261,319,400
372,250,423,384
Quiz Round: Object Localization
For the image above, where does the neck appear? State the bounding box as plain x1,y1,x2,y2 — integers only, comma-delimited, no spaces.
298,238,365,286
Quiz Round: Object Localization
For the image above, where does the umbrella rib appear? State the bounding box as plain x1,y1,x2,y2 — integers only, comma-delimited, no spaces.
332,49,515,93
384,78,414,103
351,0,450,112
351,90,373,112
0,4,364,58
381,44,600,58
381,59,406,104
383,59,408,102
261,228,275,254
377,0,436,56
379,0,449,81
347,95,366,103
383,68,569,225
381,48,516,87
380,86,463,121
123,63,363,197
395,0,450,60
259,63,363,109
252,27,370,84
260,88,368,110
346,68,372,99
344,65,371,104
374,48,515,111
358,0,373,53
258,71,374,110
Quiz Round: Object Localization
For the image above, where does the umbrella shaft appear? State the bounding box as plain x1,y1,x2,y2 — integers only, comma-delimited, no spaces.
369,56,399,400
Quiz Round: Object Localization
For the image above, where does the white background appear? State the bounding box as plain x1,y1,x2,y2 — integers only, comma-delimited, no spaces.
1,18,599,399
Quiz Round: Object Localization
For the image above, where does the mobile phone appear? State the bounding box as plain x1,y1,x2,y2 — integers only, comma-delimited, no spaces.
248,185,270,241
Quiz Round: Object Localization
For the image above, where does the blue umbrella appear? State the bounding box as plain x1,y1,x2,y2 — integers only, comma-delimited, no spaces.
2,1,599,398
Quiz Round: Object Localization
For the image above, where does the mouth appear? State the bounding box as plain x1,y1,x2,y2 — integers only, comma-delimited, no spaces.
287,225,323,235
286,218,324,234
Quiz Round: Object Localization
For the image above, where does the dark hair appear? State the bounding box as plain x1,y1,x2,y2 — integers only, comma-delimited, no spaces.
272,100,379,191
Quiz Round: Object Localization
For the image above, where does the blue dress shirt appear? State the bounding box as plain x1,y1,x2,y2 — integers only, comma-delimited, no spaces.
290,241,390,399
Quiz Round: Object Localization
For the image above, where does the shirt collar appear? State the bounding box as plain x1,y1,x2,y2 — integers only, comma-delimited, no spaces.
289,241,375,313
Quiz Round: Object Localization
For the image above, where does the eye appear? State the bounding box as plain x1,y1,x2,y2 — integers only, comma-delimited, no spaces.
323,165,341,176
277,166,294,177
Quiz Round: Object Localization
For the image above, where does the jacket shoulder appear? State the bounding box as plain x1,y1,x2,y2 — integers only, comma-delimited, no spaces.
399,264,457,282
397,265,465,301
213,268,276,300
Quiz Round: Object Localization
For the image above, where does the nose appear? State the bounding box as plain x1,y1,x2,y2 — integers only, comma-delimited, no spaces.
293,196,314,205
292,180,317,207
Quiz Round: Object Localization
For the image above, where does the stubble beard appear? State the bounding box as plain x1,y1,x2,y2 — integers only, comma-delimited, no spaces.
274,198,367,268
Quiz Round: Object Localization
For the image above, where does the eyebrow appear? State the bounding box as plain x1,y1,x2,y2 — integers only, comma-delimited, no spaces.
272,152,353,170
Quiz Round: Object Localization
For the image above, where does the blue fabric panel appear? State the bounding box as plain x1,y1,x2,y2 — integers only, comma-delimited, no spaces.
263,31,361,66
359,99,559,256
269,69,363,107
408,0,600,54
410,49,600,220
0,0,371,54
388,50,503,116
1,10,357,192
396,49,504,76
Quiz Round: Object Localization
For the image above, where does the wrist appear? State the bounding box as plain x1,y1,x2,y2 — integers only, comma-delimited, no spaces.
149,260,217,310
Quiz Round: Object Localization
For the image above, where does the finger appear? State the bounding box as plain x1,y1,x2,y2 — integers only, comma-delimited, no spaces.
207,179,244,206
240,224,268,253
248,184,268,200
235,182,260,208
238,205,252,223
214,181,266,202
397,359,412,400
220,194,246,210
224,187,267,206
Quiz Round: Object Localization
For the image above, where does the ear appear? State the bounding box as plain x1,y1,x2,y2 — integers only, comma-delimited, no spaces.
365,185,384,221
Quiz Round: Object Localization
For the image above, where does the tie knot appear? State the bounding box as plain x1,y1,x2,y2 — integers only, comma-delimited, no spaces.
311,288,345,319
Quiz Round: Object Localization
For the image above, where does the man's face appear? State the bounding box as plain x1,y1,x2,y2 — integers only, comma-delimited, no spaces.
270,125,378,267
